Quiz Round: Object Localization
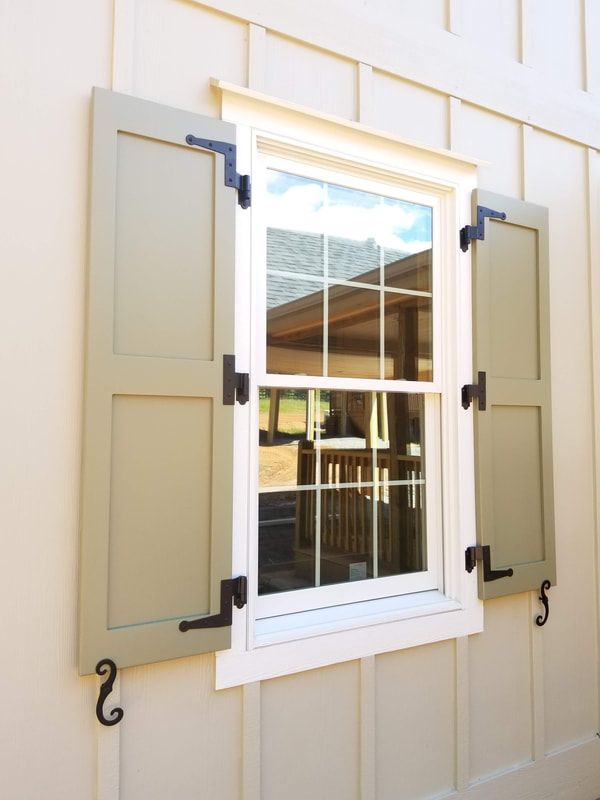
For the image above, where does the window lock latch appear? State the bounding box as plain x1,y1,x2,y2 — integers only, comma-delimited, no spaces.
179,577,247,632
465,545,513,582
462,371,486,410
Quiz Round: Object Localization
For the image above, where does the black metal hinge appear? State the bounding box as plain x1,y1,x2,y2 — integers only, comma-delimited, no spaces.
460,205,506,252
179,577,247,632
462,371,486,410
185,135,251,208
465,545,514,582
223,354,249,405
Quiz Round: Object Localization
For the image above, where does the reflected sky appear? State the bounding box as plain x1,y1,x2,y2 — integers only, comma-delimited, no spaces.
266,170,432,255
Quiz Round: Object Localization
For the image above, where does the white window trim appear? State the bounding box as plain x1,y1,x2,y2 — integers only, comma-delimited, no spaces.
218,84,482,689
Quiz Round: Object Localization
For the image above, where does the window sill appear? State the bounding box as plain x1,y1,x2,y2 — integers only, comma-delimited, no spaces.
215,590,482,688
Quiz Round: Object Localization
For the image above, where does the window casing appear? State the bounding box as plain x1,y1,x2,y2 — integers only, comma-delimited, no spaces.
217,91,481,687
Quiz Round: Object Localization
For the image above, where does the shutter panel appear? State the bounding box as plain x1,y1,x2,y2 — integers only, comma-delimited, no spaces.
471,189,556,600
78,88,238,674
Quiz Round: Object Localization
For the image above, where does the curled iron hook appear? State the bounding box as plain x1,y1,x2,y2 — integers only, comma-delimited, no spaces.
95,659,124,726
535,579,551,627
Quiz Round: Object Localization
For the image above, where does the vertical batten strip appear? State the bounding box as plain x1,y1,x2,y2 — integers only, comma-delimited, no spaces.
586,147,600,735
520,124,533,201
529,592,546,760
522,121,546,761
357,63,373,126
455,636,469,790
360,656,376,800
248,23,267,92
447,0,461,36
96,671,121,800
519,0,533,68
242,682,261,800
582,0,591,93
111,0,136,93
448,96,461,152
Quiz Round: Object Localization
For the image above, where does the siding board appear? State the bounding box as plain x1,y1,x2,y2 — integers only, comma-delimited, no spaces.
469,595,533,780
265,33,357,120
375,642,456,799
120,656,242,800
133,0,247,116
371,71,449,150
261,662,360,800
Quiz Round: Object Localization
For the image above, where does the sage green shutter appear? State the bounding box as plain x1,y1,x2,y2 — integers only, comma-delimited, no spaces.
471,189,556,600
78,88,237,674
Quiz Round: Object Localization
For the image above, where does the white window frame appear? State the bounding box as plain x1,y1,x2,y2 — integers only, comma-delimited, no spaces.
215,83,482,689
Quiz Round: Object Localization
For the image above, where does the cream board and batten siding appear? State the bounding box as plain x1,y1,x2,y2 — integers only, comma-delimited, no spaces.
3,2,600,800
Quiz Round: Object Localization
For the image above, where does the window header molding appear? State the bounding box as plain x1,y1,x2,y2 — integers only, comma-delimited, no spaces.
210,78,487,170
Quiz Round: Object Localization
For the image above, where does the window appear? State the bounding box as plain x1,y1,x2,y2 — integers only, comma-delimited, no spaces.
255,165,441,619
217,112,483,686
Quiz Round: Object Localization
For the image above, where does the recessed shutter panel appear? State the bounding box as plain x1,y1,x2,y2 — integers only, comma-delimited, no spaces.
471,189,556,600
78,88,237,674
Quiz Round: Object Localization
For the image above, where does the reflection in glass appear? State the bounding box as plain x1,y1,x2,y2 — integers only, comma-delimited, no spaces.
258,491,316,595
266,170,434,381
267,276,324,375
328,285,380,379
384,294,432,381
384,247,431,292
258,389,426,595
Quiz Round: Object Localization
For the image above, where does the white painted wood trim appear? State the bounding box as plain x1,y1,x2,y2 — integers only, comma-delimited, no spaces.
359,656,376,800
242,682,261,800
211,79,486,166
247,23,266,92
96,670,121,800
111,0,135,94
196,1,600,148
455,636,470,791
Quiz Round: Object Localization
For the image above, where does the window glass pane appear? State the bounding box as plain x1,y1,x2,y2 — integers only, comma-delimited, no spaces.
258,389,427,595
384,294,432,381
266,169,434,380
258,491,316,595
267,276,324,375
259,389,316,489
328,285,380,379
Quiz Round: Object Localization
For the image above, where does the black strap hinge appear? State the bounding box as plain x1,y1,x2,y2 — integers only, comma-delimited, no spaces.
462,371,486,410
223,354,249,405
460,205,506,252
465,545,513,582
185,135,251,208
179,577,247,632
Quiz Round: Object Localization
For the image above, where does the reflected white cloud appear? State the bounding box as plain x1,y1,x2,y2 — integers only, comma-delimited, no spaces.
266,172,432,255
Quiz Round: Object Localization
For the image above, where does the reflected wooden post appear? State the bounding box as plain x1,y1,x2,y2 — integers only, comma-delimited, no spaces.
267,388,280,444
306,389,316,441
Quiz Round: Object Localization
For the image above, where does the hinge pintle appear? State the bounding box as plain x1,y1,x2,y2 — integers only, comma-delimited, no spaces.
462,371,486,410
460,205,506,252
185,135,251,208
465,545,513,582
223,354,249,405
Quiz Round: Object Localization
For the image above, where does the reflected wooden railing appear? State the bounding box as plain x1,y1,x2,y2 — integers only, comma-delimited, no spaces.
295,443,424,574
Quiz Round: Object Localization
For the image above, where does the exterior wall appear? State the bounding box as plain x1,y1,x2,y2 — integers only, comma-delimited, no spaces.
2,1,600,798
